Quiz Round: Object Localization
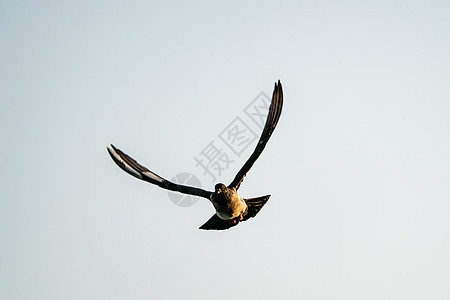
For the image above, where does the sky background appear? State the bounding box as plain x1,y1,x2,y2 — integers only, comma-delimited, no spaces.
1,0,450,299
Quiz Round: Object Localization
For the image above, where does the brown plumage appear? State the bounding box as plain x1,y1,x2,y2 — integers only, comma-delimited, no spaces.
107,80,283,230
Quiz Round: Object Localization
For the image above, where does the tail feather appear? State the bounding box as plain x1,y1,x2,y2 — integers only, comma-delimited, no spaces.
242,195,270,221
199,214,240,231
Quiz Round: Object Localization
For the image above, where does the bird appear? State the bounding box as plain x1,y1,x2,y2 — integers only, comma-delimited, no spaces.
107,80,283,230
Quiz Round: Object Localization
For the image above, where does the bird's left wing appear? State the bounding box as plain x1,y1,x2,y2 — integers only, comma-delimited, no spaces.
228,80,283,190
107,144,212,199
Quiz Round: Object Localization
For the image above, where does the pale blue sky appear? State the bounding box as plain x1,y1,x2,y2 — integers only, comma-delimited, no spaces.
1,1,450,299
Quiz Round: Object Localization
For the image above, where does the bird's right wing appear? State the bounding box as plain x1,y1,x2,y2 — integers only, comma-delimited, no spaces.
107,144,212,199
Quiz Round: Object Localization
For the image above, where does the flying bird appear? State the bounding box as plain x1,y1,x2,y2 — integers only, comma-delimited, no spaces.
107,81,283,230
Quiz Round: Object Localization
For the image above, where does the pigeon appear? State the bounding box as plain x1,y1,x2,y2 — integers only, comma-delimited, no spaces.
107,80,283,230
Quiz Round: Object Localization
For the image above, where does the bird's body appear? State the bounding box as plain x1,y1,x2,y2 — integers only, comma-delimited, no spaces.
210,184,247,220
108,81,283,230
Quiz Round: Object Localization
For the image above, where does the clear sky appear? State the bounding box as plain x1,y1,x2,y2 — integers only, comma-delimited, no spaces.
1,1,449,299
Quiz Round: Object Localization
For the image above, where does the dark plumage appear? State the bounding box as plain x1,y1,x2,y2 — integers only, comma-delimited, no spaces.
107,81,283,230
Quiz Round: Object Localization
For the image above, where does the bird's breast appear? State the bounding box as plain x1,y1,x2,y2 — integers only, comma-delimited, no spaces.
213,196,247,220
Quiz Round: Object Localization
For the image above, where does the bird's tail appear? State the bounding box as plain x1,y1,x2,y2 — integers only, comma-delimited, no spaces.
242,195,271,221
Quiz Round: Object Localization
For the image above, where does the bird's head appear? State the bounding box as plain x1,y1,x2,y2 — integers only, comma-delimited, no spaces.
214,183,227,193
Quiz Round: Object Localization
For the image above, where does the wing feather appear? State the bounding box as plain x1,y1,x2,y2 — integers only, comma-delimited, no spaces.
228,80,283,190
107,145,212,199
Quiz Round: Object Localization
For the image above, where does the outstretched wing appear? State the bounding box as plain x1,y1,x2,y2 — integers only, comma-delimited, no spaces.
107,144,212,199
228,80,283,190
